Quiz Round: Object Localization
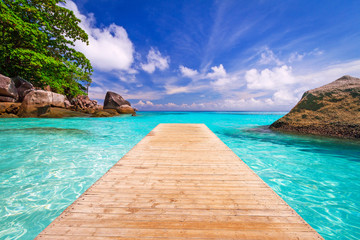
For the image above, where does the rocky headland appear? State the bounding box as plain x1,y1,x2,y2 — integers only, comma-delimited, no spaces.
270,75,360,139
0,73,136,118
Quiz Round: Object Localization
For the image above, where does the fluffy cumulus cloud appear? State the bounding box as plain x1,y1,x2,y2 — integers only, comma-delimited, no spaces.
62,1,135,72
179,65,198,78
245,65,295,90
136,100,154,106
177,64,244,93
207,64,243,88
272,89,298,104
163,47,360,111
141,48,170,73
206,64,227,79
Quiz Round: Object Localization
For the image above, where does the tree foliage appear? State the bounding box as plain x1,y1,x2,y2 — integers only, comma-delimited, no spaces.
0,0,93,97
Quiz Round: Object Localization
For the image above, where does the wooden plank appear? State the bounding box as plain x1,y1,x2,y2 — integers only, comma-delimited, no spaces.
36,124,323,239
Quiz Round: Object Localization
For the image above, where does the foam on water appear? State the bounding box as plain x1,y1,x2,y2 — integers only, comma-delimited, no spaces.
0,112,359,239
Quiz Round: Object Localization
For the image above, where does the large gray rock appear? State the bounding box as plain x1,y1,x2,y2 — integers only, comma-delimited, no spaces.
12,76,34,101
270,75,360,139
104,92,136,115
104,91,131,109
103,91,135,114
0,74,18,101
18,90,67,117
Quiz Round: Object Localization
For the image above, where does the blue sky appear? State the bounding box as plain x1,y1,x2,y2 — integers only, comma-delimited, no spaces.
66,0,360,111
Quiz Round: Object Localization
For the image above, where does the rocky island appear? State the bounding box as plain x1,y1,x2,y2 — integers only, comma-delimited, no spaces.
270,75,360,139
0,74,136,118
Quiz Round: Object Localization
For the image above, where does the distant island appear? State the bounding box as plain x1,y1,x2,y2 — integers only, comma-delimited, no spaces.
270,75,360,139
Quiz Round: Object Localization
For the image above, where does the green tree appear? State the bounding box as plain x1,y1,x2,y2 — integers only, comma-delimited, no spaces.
0,0,93,97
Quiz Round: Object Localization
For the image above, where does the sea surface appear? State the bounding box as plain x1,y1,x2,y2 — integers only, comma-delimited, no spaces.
0,112,359,240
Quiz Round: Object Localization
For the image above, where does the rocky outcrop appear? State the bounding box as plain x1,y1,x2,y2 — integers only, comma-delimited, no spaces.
0,74,18,102
270,75,360,139
71,95,102,112
12,76,34,101
0,73,138,118
22,90,66,107
103,91,135,114
0,102,21,115
0,74,34,102
18,90,68,117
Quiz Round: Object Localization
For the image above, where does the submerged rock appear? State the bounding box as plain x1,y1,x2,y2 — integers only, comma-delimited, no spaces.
103,91,135,114
270,75,360,139
0,74,18,102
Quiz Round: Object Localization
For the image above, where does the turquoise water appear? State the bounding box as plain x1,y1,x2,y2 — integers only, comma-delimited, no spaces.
0,112,359,239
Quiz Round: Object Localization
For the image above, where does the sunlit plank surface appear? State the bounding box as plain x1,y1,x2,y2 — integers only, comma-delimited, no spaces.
36,124,323,239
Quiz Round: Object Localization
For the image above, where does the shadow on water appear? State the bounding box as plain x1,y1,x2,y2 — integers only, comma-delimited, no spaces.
0,127,89,136
216,125,360,162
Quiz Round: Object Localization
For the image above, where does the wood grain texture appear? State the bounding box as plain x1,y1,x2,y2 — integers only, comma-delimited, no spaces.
36,124,323,240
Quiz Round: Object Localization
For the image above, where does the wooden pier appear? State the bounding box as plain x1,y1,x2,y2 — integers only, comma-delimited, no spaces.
36,124,323,239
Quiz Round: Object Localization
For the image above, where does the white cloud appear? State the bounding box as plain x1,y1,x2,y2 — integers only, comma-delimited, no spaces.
176,64,245,95
88,86,108,100
288,52,305,63
179,65,198,78
123,91,164,101
296,60,360,88
207,64,241,88
141,48,170,73
133,97,288,111
258,48,283,66
145,101,154,106
288,48,324,63
165,85,190,95
245,65,295,90
136,100,157,106
63,1,135,72
136,100,146,106
273,89,298,104
243,59,360,110
165,102,177,107
134,100,163,109
207,64,227,79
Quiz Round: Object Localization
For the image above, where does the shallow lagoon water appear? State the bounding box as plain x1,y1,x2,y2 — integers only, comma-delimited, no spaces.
0,112,359,239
